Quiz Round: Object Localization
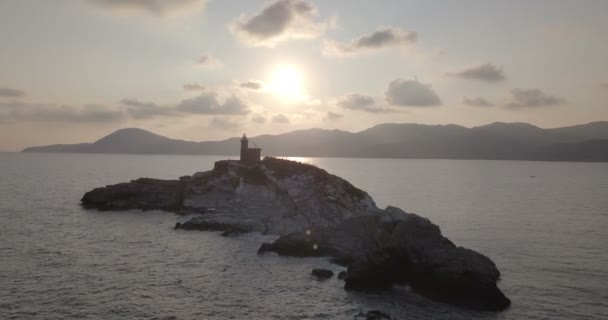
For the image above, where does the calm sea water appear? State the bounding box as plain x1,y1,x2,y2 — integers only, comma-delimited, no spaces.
0,153,607,320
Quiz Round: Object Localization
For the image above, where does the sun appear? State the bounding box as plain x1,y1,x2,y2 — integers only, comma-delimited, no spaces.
269,64,308,102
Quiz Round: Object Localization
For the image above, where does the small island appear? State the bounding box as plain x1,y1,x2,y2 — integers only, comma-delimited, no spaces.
81,135,511,311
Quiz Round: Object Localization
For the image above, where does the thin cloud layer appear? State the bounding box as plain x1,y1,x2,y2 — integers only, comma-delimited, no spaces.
324,111,344,121
92,0,206,17
196,53,223,68
121,98,178,119
0,87,26,98
0,101,122,123
177,93,250,115
447,63,506,83
1,88,251,124
251,114,267,123
324,27,417,56
272,113,290,124
504,89,564,109
463,97,494,107
385,79,441,107
230,0,329,46
210,117,241,130
183,83,206,91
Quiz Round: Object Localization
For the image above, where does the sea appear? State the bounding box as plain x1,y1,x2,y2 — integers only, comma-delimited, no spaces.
0,153,606,320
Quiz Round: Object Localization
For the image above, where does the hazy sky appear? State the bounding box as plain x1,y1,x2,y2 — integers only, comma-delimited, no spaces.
1,0,607,151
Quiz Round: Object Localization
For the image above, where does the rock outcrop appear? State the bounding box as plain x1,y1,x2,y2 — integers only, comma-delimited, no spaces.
311,268,334,279
81,157,510,311
81,178,187,211
258,206,510,310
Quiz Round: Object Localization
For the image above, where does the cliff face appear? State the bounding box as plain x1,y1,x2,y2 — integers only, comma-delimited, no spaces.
81,157,510,311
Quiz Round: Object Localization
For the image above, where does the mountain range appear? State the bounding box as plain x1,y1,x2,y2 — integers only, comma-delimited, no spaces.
22,121,608,162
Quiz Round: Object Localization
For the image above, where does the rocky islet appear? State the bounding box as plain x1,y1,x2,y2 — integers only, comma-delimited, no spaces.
81,157,510,311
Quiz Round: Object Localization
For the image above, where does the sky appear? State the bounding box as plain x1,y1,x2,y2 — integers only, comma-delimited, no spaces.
1,0,607,151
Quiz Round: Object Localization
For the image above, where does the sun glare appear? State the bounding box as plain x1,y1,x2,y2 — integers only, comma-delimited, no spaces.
269,64,308,102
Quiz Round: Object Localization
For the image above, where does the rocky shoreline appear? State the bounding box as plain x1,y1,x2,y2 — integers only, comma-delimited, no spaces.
81,157,511,311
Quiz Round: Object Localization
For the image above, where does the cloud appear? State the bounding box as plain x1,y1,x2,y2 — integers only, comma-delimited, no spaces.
385,79,441,107
324,111,344,121
92,0,206,17
120,98,179,119
0,87,26,98
446,63,506,83
230,0,330,46
323,27,417,56
271,113,290,124
337,93,374,109
504,89,565,109
336,93,399,113
196,53,223,68
599,82,608,89
251,114,267,123
240,81,263,90
0,101,122,123
463,97,494,107
183,83,206,91
210,117,240,130
177,93,250,115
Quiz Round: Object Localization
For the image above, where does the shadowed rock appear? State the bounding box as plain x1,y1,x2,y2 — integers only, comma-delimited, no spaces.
258,207,511,311
355,310,391,320
81,178,186,211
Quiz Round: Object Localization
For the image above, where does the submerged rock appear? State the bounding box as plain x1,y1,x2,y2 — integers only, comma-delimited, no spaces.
81,157,510,311
174,218,249,236
311,268,334,279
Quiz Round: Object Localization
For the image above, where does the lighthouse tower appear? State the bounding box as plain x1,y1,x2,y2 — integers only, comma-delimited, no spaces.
240,134,249,160
240,134,261,164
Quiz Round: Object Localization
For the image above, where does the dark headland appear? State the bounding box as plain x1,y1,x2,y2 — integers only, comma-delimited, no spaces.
24,121,608,162
81,141,512,311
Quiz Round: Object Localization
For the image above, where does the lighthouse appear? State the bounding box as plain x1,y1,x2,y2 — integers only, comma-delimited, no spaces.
240,134,261,164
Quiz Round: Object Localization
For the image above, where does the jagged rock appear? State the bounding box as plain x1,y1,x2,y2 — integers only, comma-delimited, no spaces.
355,310,391,320
354,310,391,320
258,206,511,311
311,268,334,279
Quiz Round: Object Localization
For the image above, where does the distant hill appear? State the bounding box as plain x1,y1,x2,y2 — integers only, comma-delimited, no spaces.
22,121,608,161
